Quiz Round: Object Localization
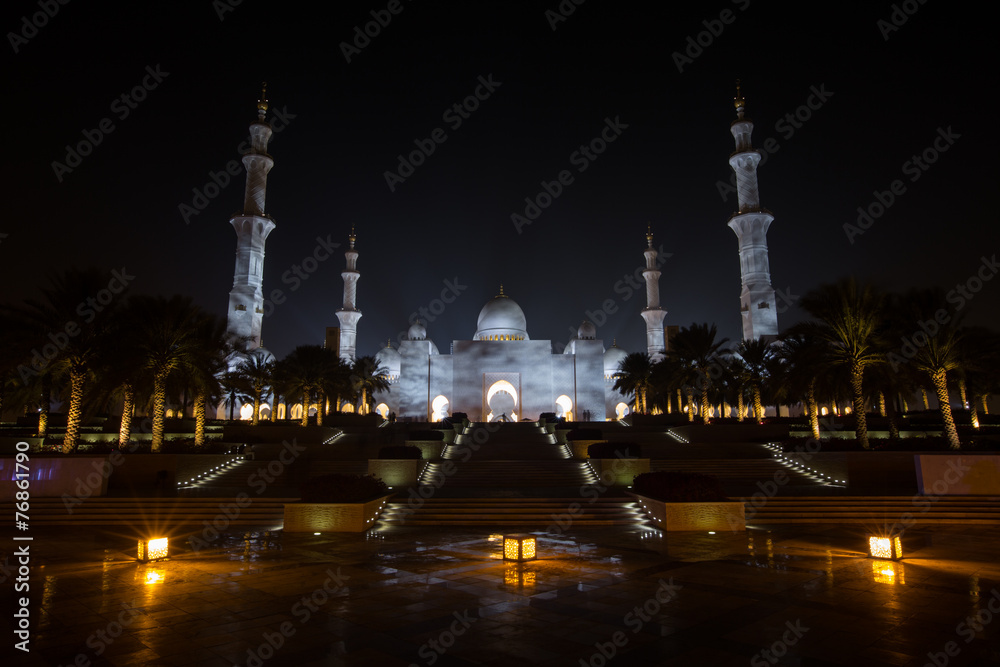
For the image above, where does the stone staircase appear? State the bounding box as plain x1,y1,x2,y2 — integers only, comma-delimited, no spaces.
379,497,645,527
746,496,1000,526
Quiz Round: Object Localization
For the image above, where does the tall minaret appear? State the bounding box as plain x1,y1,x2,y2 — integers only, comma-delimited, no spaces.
640,225,667,362
335,227,361,362
227,83,276,351
727,81,778,341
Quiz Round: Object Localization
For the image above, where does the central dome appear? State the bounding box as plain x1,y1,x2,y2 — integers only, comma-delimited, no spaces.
474,288,528,341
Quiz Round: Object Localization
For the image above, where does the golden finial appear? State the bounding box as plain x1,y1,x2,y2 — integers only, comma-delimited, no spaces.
646,223,653,248
257,81,269,116
386,338,392,348
734,79,745,119
348,224,356,249
612,338,617,347
498,283,506,298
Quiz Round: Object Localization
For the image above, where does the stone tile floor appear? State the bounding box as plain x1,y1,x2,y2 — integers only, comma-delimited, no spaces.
4,523,1000,666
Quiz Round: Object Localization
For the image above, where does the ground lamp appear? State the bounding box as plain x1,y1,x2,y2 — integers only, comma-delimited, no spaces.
138,537,169,563
503,534,536,562
867,535,902,561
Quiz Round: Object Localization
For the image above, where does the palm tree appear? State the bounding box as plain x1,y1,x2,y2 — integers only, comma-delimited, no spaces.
220,371,251,421
3,269,125,452
130,296,221,452
234,350,275,426
613,352,654,414
669,323,728,424
777,325,830,439
800,279,885,449
275,345,339,425
733,338,773,421
350,355,390,416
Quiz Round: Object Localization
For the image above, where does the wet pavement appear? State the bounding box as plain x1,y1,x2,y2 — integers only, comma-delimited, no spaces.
5,523,1000,666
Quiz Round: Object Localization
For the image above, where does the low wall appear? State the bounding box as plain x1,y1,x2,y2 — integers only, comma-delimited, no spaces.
629,492,745,532
108,454,242,495
405,440,446,459
669,424,790,443
0,456,111,499
916,455,1000,495
590,458,650,486
368,460,427,487
283,494,392,532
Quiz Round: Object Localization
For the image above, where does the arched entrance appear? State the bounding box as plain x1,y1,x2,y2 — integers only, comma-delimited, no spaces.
486,380,518,422
431,395,450,422
555,395,573,421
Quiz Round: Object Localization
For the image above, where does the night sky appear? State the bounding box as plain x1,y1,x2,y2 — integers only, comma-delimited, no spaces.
3,1,995,360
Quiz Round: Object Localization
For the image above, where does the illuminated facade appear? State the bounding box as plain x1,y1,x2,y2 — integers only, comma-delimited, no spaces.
727,82,779,341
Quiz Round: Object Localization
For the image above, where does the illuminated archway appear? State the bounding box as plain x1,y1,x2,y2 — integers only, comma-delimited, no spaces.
615,402,630,419
555,395,573,421
375,403,389,419
342,402,355,414
239,404,253,420
486,380,518,422
431,395,450,422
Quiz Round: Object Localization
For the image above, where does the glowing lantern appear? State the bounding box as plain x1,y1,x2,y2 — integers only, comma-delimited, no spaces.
503,534,537,562
867,535,903,561
138,537,169,562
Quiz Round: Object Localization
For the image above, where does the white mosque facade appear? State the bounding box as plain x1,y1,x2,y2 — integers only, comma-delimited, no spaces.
222,84,779,422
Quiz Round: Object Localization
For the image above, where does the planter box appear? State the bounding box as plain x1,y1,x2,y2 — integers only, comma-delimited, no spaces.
283,494,393,533
569,440,606,459
404,440,446,459
368,459,427,487
629,492,745,532
555,429,572,444
590,458,650,486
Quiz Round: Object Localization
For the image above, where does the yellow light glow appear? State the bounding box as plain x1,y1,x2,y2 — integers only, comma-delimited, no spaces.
145,571,164,585
138,537,169,562
871,559,905,585
868,535,903,561
502,534,537,561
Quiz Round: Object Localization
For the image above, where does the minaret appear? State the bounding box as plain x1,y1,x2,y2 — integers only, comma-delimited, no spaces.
226,83,276,350
335,227,361,362
728,82,778,341
640,225,667,362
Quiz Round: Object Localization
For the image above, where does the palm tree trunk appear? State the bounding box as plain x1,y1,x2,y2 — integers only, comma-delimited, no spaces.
958,379,968,408
152,371,168,452
982,396,989,415
228,394,236,421
886,394,900,440
361,388,368,416
63,366,87,453
921,388,929,410
900,394,908,413
37,375,51,439
878,392,886,417
700,372,711,425
851,361,869,450
752,385,763,421
300,391,309,426
807,380,820,440
931,369,960,449
119,382,134,448
252,392,261,426
316,392,325,426
970,398,980,430
685,389,695,422
194,391,207,446
737,390,745,423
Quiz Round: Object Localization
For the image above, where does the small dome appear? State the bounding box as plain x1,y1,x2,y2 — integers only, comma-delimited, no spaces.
375,342,401,380
474,288,528,341
577,321,597,340
604,344,628,378
408,320,427,341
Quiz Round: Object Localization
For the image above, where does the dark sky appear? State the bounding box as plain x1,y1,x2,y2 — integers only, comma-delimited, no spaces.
3,1,995,360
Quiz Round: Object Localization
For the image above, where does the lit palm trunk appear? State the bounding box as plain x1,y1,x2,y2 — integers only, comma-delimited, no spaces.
932,369,960,449
685,389,694,422
970,401,980,429
700,369,710,425
119,382,134,448
958,379,968,408
851,361,869,450
300,391,309,427
737,390,745,423
251,393,261,426
151,371,168,452
752,384,763,421
878,392,886,417
194,390,207,446
983,396,989,415
921,388,929,410
807,381,820,440
63,366,86,453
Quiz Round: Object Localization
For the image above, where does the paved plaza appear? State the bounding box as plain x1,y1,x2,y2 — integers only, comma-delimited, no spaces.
6,521,1000,666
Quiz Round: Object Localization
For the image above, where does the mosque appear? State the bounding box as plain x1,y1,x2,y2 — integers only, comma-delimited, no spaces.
222,84,779,421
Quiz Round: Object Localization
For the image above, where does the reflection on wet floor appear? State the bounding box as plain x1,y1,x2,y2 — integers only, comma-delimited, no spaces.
8,523,1000,666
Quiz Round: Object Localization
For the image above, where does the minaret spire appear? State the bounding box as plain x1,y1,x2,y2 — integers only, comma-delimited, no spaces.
336,227,362,362
226,84,277,351
639,225,667,361
727,81,778,341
